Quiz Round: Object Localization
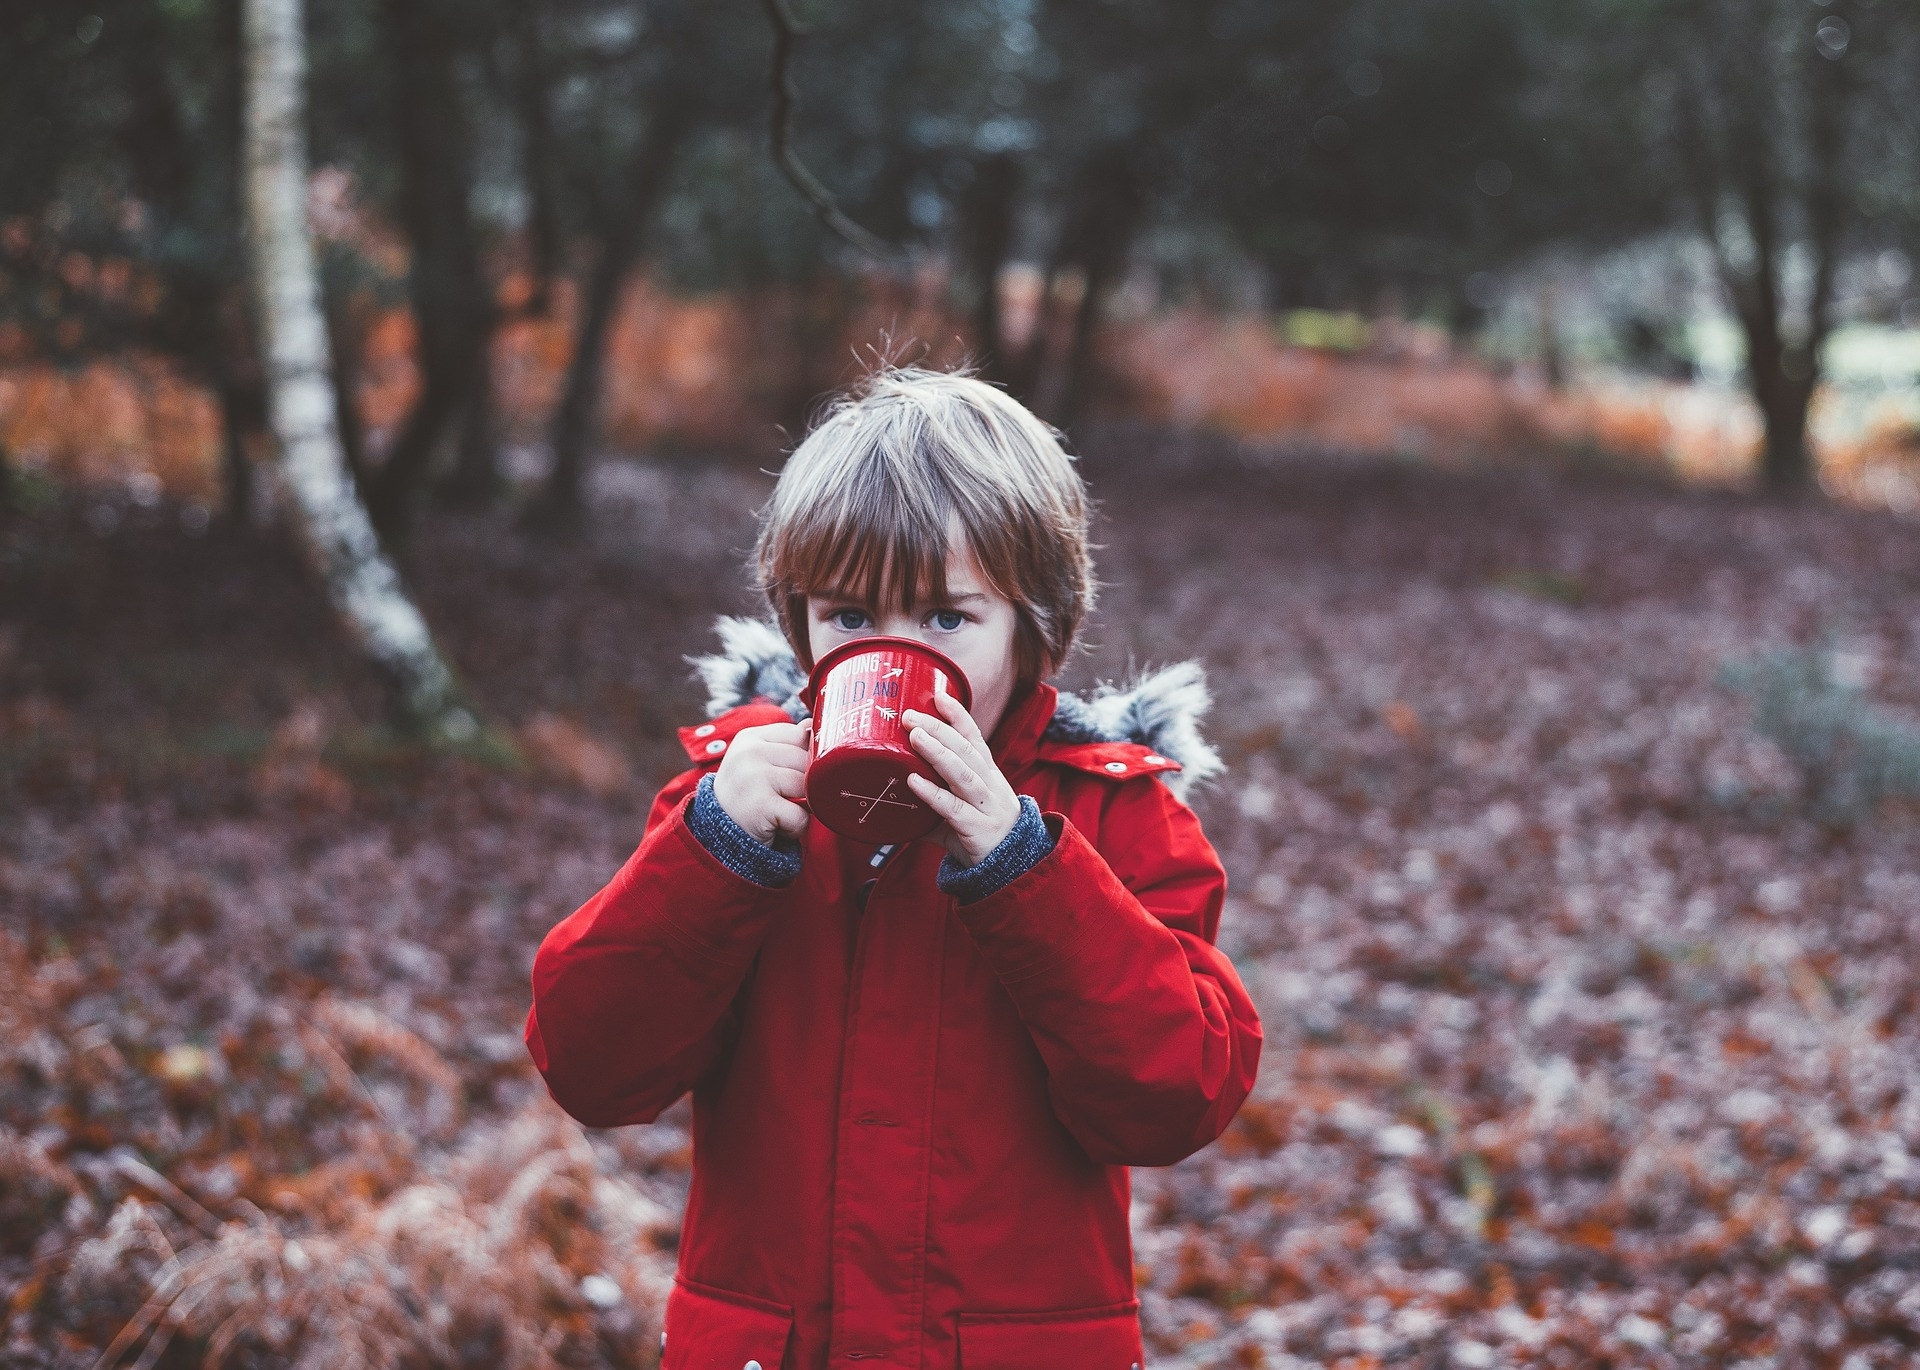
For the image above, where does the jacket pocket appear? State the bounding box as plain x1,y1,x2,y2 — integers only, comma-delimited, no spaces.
957,1300,1143,1369
662,1278,794,1370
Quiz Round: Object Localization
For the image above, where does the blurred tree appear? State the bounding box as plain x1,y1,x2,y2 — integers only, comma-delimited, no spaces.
1014,0,1252,417
955,149,1021,384
523,0,751,529
362,0,497,536
317,239,391,494
10,0,1913,519
0,0,269,527
502,2,566,315
1527,0,1920,492
1180,0,1546,322
916,0,1535,422
243,0,475,739
529,105,687,529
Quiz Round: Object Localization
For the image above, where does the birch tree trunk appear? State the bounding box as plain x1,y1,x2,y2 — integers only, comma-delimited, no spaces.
242,0,475,739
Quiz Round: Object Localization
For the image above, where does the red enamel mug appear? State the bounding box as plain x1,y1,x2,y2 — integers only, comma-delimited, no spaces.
801,636,974,844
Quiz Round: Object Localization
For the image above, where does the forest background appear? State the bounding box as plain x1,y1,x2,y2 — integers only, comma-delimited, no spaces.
5,0,1920,1366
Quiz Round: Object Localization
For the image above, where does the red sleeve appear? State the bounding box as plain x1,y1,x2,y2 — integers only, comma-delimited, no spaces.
523,766,794,1128
952,776,1261,1166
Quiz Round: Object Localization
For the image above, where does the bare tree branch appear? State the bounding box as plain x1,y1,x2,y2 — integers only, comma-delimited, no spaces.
760,0,900,262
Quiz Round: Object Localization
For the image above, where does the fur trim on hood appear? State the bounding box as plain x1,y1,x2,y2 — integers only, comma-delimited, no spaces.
686,616,1224,799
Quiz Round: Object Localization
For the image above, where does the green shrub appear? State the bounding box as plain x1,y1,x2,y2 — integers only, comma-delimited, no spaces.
1722,647,1920,824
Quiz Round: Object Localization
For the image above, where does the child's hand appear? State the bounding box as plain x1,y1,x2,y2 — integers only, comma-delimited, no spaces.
711,718,813,848
903,685,1024,869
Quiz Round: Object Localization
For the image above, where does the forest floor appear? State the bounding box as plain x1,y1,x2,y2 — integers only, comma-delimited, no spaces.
4,427,1920,1368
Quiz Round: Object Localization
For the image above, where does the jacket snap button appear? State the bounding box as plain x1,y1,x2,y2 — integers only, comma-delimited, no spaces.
706,738,728,754
1103,760,1128,772
744,1362,762,1370
694,723,716,737
1145,755,1167,765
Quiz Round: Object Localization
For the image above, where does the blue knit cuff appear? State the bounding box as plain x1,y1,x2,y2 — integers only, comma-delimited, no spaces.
936,795,1052,905
687,772,804,888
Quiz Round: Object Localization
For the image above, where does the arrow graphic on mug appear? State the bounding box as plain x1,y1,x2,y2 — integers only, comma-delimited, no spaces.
841,777,919,823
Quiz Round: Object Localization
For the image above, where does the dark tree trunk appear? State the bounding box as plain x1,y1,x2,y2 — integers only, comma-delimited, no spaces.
1730,136,1818,495
210,282,270,531
1047,151,1145,426
215,377,261,530
1721,174,1832,495
775,277,859,439
369,0,495,540
1679,7,1847,499
508,3,562,316
1734,270,1819,495
123,0,270,531
1539,285,1565,391
320,271,370,494
1765,19,1847,497
534,240,629,529
1755,363,1818,494
958,152,1021,388
528,114,686,531
441,365,503,507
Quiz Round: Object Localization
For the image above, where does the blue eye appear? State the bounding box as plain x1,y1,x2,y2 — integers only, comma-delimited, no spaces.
930,609,965,631
832,609,869,631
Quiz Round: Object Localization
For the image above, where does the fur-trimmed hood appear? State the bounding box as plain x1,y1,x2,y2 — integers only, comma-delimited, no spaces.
686,616,1224,799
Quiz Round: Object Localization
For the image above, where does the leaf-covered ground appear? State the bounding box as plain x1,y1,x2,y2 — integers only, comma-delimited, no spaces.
4,432,1920,1368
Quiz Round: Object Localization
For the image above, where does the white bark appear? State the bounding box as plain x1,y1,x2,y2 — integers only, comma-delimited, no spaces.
242,0,473,738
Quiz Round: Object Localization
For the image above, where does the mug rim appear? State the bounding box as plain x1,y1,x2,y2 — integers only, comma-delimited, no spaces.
802,634,974,714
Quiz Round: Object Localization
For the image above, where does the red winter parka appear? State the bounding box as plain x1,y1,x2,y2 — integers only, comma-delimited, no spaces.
525,675,1263,1370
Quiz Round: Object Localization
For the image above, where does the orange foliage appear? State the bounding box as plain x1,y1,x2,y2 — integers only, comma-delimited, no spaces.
7,270,1916,517
345,267,973,458
0,357,221,503
1103,308,1920,508
518,713,632,799
1105,309,1747,476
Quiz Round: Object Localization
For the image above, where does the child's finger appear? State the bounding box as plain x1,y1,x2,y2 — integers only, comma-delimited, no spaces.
770,795,810,835
750,720,811,748
932,683,987,744
907,770,967,822
908,727,991,808
903,708,984,768
768,741,813,771
904,712,987,788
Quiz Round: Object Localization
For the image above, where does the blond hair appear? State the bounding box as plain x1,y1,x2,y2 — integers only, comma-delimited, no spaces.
754,365,1095,685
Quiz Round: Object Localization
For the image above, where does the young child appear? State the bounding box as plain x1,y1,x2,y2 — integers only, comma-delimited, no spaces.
525,366,1262,1370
